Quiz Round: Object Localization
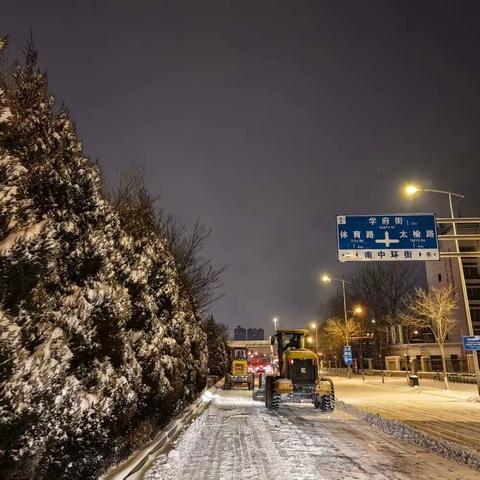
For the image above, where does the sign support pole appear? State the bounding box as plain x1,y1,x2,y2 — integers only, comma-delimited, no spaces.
447,193,480,396
341,279,352,379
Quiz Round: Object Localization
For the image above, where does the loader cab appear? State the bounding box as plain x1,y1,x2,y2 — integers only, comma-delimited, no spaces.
270,329,318,383
232,349,247,360
230,348,248,376
279,332,303,352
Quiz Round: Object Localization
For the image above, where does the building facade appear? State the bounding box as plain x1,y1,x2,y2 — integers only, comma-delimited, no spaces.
384,222,480,372
234,326,265,341
247,328,264,341
234,325,247,341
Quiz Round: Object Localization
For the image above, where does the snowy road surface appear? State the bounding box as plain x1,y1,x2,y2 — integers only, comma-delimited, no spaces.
144,388,478,480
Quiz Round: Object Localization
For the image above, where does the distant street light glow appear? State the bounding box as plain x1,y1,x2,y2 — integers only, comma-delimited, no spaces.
321,274,332,283
273,317,278,331
405,184,420,196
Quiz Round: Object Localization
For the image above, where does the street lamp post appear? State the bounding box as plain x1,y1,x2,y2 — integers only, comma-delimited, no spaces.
321,274,352,378
311,322,319,355
406,184,480,395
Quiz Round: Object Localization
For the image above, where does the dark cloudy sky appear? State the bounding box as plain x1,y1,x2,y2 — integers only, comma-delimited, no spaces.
3,1,480,334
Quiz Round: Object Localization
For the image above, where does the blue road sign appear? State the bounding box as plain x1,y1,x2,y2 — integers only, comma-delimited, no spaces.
343,345,352,365
337,214,439,262
463,336,480,351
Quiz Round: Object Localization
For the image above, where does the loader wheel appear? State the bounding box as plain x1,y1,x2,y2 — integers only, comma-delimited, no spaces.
316,378,335,413
325,383,335,412
265,377,278,410
316,389,335,413
223,377,231,390
271,393,280,410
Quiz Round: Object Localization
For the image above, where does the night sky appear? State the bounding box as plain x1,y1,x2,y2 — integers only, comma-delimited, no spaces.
3,1,480,334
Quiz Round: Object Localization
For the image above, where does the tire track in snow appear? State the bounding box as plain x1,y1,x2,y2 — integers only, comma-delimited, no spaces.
144,389,480,480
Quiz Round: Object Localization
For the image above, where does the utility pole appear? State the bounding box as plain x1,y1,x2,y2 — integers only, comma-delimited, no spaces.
311,323,319,355
321,275,353,379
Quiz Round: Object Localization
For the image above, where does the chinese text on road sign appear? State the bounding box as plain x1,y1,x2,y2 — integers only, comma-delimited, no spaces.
337,214,439,262
343,345,352,365
463,336,480,351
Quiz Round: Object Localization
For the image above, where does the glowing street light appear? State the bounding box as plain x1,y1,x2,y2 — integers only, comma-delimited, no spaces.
273,317,278,331
405,184,420,196
320,274,349,324
353,306,363,315
404,183,465,200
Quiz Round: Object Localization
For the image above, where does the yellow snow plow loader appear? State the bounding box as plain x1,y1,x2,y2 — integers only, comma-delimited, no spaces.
263,329,335,412
223,347,254,390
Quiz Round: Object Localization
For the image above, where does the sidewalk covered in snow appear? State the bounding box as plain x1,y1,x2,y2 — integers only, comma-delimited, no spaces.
333,375,480,455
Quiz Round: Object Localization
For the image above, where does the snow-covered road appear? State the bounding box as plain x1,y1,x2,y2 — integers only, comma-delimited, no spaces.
144,388,478,480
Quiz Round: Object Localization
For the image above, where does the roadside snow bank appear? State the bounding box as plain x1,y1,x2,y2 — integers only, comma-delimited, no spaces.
337,400,480,472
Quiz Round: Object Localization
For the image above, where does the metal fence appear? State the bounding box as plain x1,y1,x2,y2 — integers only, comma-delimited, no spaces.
323,357,472,373
319,367,477,384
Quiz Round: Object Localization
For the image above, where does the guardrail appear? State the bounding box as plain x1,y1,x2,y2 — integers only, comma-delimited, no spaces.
102,377,222,480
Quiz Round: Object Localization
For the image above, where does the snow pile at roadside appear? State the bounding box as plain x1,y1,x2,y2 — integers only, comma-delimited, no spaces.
337,400,480,472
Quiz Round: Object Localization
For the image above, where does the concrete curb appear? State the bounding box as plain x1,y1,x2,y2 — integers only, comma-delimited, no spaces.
336,399,480,472
102,382,221,480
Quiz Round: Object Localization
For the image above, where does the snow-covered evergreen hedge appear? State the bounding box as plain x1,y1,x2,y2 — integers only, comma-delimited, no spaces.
0,38,222,479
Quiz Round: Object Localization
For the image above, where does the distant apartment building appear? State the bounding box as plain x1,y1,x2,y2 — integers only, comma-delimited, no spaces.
426,222,480,334
384,222,480,372
247,328,265,341
234,326,246,341
233,326,264,341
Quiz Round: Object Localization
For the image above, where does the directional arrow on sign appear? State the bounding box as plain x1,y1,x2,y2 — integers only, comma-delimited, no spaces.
375,231,400,248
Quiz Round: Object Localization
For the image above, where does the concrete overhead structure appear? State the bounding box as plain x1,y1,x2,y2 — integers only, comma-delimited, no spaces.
227,340,274,356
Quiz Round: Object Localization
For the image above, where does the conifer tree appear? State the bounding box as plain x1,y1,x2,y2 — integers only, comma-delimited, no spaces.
0,41,138,478
0,38,216,480
205,315,229,378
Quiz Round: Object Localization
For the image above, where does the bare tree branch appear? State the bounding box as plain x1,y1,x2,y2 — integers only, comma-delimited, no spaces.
325,317,363,348
400,286,457,389
110,166,224,313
